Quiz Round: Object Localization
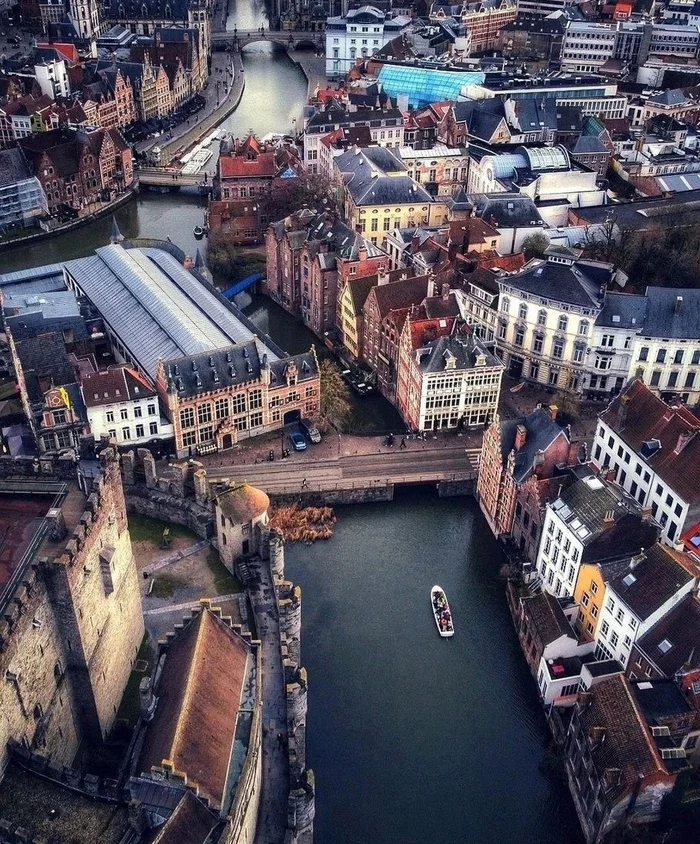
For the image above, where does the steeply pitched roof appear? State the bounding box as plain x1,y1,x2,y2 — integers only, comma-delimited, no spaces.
500,408,567,483
81,366,156,408
15,332,77,404
600,379,700,504
368,275,431,319
346,274,378,314
608,543,695,622
522,590,575,646
634,594,700,677
498,256,610,309
152,791,218,844
471,193,544,228
335,147,434,206
576,674,664,803
138,608,251,808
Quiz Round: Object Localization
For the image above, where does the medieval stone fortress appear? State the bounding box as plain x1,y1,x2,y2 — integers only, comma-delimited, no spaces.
0,446,314,844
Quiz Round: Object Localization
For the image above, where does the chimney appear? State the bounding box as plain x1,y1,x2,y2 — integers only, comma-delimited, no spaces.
548,404,558,422
618,394,630,429
441,283,450,301
675,431,693,454
629,549,645,569
603,509,615,527
515,424,527,451
675,295,683,314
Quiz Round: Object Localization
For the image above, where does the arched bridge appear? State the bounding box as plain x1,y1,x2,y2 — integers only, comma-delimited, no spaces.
212,28,324,52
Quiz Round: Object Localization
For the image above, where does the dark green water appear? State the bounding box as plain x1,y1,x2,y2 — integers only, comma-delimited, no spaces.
285,488,584,844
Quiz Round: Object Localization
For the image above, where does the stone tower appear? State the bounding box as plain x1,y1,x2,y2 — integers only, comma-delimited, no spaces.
69,0,103,40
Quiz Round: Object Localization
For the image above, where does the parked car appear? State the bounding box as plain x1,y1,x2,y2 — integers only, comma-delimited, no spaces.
299,418,321,443
290,431,307,451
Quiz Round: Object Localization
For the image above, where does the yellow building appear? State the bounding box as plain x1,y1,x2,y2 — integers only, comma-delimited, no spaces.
573,563,606,640
333,146,448,247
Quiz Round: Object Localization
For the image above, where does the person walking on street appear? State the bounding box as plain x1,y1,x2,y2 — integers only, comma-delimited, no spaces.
400,437,406,449
301,478,308,489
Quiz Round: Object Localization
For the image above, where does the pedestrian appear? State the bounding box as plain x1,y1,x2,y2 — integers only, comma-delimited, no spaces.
400,437,406,449
301,478,308,489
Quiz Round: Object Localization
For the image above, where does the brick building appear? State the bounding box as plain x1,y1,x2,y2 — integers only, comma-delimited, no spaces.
155,340,320,457
265,208,388,338
476,406,574,538
19,127,133,214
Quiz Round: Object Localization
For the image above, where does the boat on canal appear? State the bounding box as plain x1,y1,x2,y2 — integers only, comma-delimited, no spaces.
431,585,454,638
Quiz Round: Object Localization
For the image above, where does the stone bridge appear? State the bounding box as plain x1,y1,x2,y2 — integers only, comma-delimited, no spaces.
212,28,324,52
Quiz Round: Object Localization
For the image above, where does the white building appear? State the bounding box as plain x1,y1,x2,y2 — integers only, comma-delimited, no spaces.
34,59,70,100
496,246,614,393
591,379,700,545
535,473,649,600
325,6,411,79
593,544,696,666
627,288,700,407
584,291,647,400
81,366,173,447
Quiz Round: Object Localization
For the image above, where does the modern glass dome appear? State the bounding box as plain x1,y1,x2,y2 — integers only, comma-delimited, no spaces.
378,65,485,108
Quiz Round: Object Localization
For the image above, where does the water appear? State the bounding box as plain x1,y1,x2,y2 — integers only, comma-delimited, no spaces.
285,489,584,844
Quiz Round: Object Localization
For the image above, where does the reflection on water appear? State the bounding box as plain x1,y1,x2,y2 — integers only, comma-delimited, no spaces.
226,0,269,30
286,489,584,844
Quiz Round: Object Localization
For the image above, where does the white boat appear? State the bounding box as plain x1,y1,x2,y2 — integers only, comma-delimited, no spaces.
431,585,454,638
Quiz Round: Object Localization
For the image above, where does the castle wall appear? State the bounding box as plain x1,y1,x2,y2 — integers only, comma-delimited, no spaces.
0,570,82,775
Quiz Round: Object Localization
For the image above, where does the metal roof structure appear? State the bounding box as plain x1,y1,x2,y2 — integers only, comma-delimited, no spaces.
377,64,484,108
61,244,279,379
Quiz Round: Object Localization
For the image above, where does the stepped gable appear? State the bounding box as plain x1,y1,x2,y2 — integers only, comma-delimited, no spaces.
137,607,250,808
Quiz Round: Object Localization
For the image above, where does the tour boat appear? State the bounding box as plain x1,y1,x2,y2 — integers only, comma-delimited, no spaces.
431,585,454,638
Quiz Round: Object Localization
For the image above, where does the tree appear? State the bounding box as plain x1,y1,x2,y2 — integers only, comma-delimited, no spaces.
522,231,549,260
319,359,351,432
259,173,339,224
205,231,238,281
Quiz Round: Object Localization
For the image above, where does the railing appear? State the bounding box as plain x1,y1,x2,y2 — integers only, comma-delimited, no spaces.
0,483,68,618
258,472,476,495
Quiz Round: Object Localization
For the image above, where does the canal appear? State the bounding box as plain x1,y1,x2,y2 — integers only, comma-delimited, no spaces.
2,3,583,835
285,488,584,844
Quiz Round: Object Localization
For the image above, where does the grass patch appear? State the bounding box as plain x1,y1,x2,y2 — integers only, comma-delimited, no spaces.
115,632,155,728
206,547,243,594
128,513,197,545
150,573,187,599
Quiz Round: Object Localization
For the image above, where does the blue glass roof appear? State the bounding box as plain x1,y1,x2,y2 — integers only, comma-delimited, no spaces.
378,65,485,108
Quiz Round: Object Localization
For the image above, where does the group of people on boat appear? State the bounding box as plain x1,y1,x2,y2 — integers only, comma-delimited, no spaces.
433,592,452,631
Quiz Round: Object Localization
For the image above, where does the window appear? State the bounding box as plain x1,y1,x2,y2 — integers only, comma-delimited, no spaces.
607,597,615,612
106,410,114,423
639,347,649,361
674,349,684,365
232,394,246,414
197,404,212,425
537,309,547,326
552,338,564,359
135,424,144,438
557,315,568,332
533,334,544,354
579,320,589,336
656,348,666,364
122,426,130,440
120,408,128,420
651,370,661,387
668,371,679,388
601,621,609,636
514,326,525,347
182,430,196,446
591,604,599,619
53,409,67,425
199,426,213,442
148,404,156,416
616,608,624,623
134,406,142,418
501,297,510,313
582,592,590,607
518,303,527,320
590,581,598,594
180,407,195,429
250,411,263,428
149,422,158,435
215,397,229,419
610,631,619,647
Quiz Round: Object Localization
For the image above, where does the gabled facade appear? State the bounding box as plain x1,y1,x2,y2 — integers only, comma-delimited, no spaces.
476,406,573,538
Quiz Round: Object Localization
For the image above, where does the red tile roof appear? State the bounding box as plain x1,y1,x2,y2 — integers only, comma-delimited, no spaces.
81,366,155,408
219,151,276,179
138,608,250,807
152,791,217,844
600,379,700,504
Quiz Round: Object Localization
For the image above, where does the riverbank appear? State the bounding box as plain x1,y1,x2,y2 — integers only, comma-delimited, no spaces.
0,188,136,254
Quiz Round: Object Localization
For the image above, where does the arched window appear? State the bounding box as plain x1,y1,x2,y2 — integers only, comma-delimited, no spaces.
501,296,510,314
518,303,527,320
557,314,568,332
578,319,589,336
537,309,547,326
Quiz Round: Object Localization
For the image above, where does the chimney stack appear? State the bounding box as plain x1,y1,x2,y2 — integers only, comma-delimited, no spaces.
515,424,527,451
675,295,683,314
441,283,450,301
618,394,630,429
603,509,615,526
548,404,558,422
675,431,693,454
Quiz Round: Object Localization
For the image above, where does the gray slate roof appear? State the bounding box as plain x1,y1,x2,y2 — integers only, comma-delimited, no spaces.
500,408,566,483
336,147,434,206
596,292,648,329
499,256,611,309
642,287,700,340
571,135,609,155
416,332,499,375
471,193,544,228
165,341,317,399
0,148,33,186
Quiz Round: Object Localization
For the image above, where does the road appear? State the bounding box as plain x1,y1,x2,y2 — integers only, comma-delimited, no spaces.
205,443,480,494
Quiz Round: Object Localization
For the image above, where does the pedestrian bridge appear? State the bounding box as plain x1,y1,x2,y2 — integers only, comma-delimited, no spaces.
211,29,323,52
136,167,213,192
